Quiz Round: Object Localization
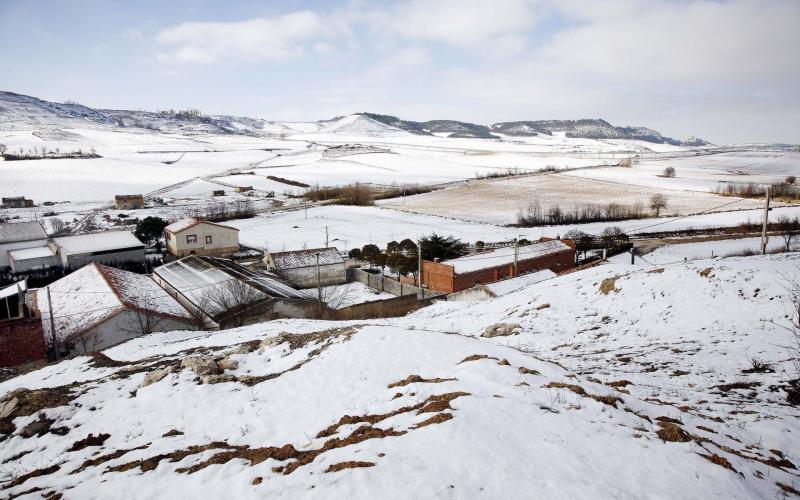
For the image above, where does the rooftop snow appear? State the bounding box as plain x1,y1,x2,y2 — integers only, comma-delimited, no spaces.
164,218,238,234
270,247,344,270
8,245,55,260
34,263,190,345
484,269,556,296
443,240,572,274
53,231,144,255
0,279,26,300
0,221,47,243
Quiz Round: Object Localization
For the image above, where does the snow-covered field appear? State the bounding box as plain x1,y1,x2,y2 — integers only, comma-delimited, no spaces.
1,253,798,499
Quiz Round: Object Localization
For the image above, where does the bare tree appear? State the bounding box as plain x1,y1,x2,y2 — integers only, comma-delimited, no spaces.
777,275,800,404
202,279,263,328
0,144,6,156
124,297,168,337
650,194,668,217
618,158,633,168
776,215,800,251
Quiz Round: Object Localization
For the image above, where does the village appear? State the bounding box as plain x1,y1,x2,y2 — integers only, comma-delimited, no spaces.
0,190,597,368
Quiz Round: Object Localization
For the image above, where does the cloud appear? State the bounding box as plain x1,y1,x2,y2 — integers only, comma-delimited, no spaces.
155,11,325,63
391,0,538,47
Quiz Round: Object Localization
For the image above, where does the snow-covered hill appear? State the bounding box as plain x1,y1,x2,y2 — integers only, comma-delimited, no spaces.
1,254,797,499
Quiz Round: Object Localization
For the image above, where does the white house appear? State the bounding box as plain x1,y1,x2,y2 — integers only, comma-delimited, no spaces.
265,247,346,288
164,218,240,257
32,263,193,355
0,221,49,270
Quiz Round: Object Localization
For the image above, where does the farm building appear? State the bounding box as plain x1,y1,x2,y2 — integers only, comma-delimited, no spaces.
421,239,575,294
114,194,145,210
265,247,346,288
31,263,193,355
0,221,49,269
50,231,146,269
152,255,313,329
164,218,240,257
1,197,34,208
0,280,47,367
8,246,59,274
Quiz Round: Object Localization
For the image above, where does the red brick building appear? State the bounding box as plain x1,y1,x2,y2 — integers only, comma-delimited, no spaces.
0,314,47,368
421,239,576,294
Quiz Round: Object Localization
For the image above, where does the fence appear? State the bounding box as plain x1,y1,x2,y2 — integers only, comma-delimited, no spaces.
334,294,438,320
347,268,441,299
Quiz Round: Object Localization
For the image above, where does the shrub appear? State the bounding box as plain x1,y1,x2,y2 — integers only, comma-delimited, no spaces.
663,167,676,178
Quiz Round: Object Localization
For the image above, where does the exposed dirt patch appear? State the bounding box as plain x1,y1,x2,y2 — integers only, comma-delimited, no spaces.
5,464,61,489
518,367,541,375
388,375,457,388
68,433,110,452
777,482,800,497
325,461,376,473
696,425,717,434
86,352,129,368
699,267,713,278
606,380,633,388
536,303,551,310
656,422,692,442
655,416,683,425
71,445,149,474
714,381,761,392
542,382,621,407
497,359,511,366
413,413,454,429
162,429,184,437
107,442,238,473
481,323,521,338
418,392,470,414
701,453,735,472
599,276,620,295
458,354,498,364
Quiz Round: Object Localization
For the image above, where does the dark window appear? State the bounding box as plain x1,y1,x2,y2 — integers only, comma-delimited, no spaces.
205,235,213,244
186,234,197,244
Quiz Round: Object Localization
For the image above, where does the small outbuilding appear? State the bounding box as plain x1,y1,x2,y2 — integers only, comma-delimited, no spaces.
115,194,145,210
8,246,59,274
164,218,240,257
32,263,193,355
50,231,146,269
0,221,49,270
265,247,346,288
421,239,575,294
1,197,34,208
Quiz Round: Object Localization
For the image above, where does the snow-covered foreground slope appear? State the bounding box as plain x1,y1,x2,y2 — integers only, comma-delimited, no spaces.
1,254,798,499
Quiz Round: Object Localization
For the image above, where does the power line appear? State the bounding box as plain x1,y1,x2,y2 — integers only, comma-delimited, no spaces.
624,198,748,235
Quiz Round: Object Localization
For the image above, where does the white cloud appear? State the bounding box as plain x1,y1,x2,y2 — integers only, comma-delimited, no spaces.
390,0,538,47
155,11,325,63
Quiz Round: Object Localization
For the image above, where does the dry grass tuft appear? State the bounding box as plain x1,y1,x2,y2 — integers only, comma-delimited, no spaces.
458,354,498,364
656,422,692,442
599,276,620,295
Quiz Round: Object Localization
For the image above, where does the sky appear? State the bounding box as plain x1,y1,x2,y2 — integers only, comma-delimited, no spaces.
0,0,798,144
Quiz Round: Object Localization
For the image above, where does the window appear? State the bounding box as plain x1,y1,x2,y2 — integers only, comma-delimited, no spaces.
205,235,213,244
186,234,197,244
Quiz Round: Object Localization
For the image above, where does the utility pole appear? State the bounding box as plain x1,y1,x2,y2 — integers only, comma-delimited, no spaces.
417,238,423,299
46,286,58,359
325,226,329,248
760,186,771,255
316,253,322,302
513,238,519,277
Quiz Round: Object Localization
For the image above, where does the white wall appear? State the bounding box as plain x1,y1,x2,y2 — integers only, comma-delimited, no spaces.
67,311,192,354
168,223,239,256
0,240,49,268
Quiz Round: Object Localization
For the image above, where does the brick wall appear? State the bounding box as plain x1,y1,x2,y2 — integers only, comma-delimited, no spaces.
0,316,47,368
422,248,576,293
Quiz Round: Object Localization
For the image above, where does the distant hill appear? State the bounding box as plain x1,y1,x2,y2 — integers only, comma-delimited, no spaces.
0,91,710,145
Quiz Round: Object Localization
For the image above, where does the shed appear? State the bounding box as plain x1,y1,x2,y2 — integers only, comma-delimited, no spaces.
115,194,145,210
265,247,346,288
32,263,193,355
0,221,49,269
51,231,146,269
8,246,59,274
421,240,575,293
1,197,34,208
